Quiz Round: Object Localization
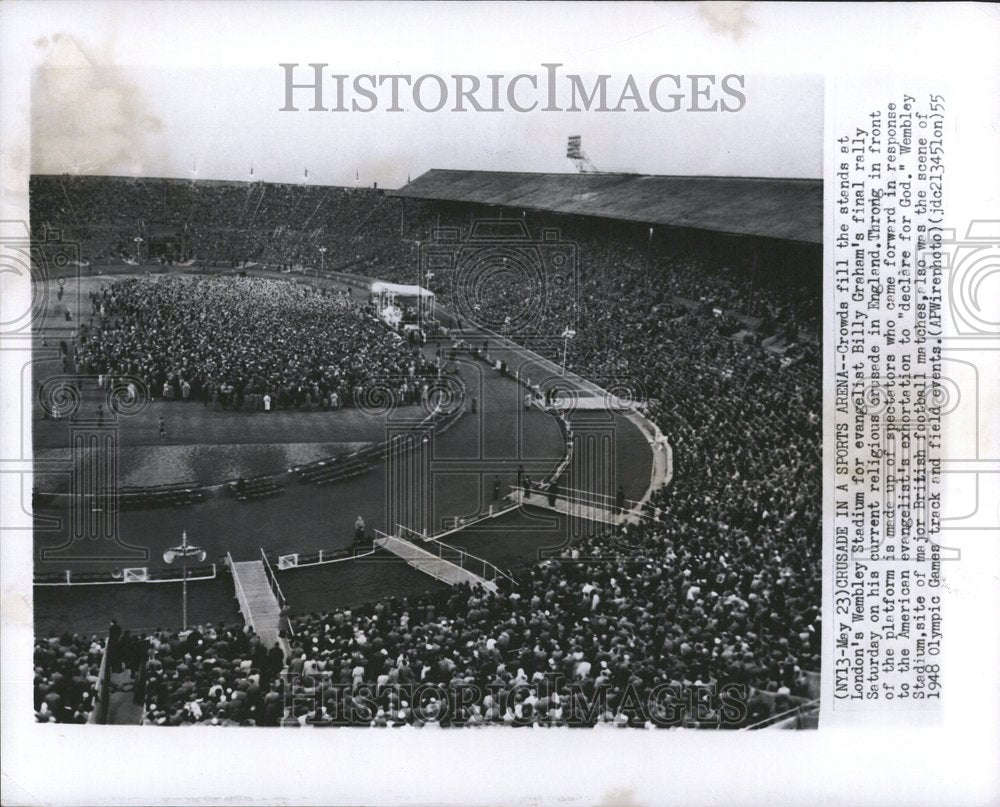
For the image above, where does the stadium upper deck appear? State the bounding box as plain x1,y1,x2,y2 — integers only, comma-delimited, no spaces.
393,169,822,244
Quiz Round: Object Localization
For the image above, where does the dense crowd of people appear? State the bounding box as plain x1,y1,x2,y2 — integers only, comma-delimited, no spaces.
278,312,822,726
33,632,104,723
35,174,821,728
144,624,288,726
75,275,436,410
30,175,818,331
275,204,820,727
29,175,399,269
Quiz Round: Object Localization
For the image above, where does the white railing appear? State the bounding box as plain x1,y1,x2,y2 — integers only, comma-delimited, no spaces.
34,564,218,586
376,530,515,588
228,552,256,633
260,548,295,637
86,636,112,725
414,504,520,541
389,528,515,587
276,545,377,570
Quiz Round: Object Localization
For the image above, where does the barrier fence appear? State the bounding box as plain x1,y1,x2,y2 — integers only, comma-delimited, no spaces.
87,631,113,725
380,528,515,587
260,548,295,638
274,545,377,570
34,563,219,587
228,551,255,633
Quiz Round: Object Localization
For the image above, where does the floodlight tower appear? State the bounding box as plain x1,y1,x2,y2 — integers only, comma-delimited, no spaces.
566,135,599,173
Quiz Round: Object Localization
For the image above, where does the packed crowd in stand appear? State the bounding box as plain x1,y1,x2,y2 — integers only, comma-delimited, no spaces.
265,288,820,726
134,277,820,727
395,212,820,337
33,632,104,723
34,174,820,727
29,175,398,268
30,175,818,332
280,205,819,727
75,275,436,410
143,624,288,726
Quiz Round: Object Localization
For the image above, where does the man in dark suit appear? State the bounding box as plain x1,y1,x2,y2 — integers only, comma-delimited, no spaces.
108,619,123,672
267,641,285,679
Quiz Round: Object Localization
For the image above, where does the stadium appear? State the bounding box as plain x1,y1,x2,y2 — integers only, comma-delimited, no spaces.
30,166,822,729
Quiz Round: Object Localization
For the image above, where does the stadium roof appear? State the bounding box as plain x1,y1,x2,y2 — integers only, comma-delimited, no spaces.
394,170,821,244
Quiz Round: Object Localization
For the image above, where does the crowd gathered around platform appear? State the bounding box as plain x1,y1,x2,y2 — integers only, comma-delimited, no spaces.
74,275,436,410
34,174,820,728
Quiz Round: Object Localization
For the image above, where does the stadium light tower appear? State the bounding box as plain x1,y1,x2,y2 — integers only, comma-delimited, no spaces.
163,531,206,630
566,135,599,174
318,245,327,273
133,236,143,264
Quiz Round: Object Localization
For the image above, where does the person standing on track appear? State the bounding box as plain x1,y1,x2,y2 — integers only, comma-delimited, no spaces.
157,416,167,441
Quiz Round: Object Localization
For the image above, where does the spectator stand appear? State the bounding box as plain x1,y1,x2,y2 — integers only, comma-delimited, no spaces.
288,381,466,491
34,632,104,724
118,481,208,510
290,445,381,486
225,474,284,502
34,482,213,514
439,298,672,525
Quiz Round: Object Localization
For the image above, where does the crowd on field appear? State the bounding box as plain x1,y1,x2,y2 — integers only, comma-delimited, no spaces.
74,275,437,411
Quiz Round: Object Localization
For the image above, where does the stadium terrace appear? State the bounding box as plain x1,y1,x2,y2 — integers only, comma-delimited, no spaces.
30,169,821,730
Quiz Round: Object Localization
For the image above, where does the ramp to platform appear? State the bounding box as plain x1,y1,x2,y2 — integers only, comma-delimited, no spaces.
509,488,627,526
230,559,285,650
375,532,500,593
